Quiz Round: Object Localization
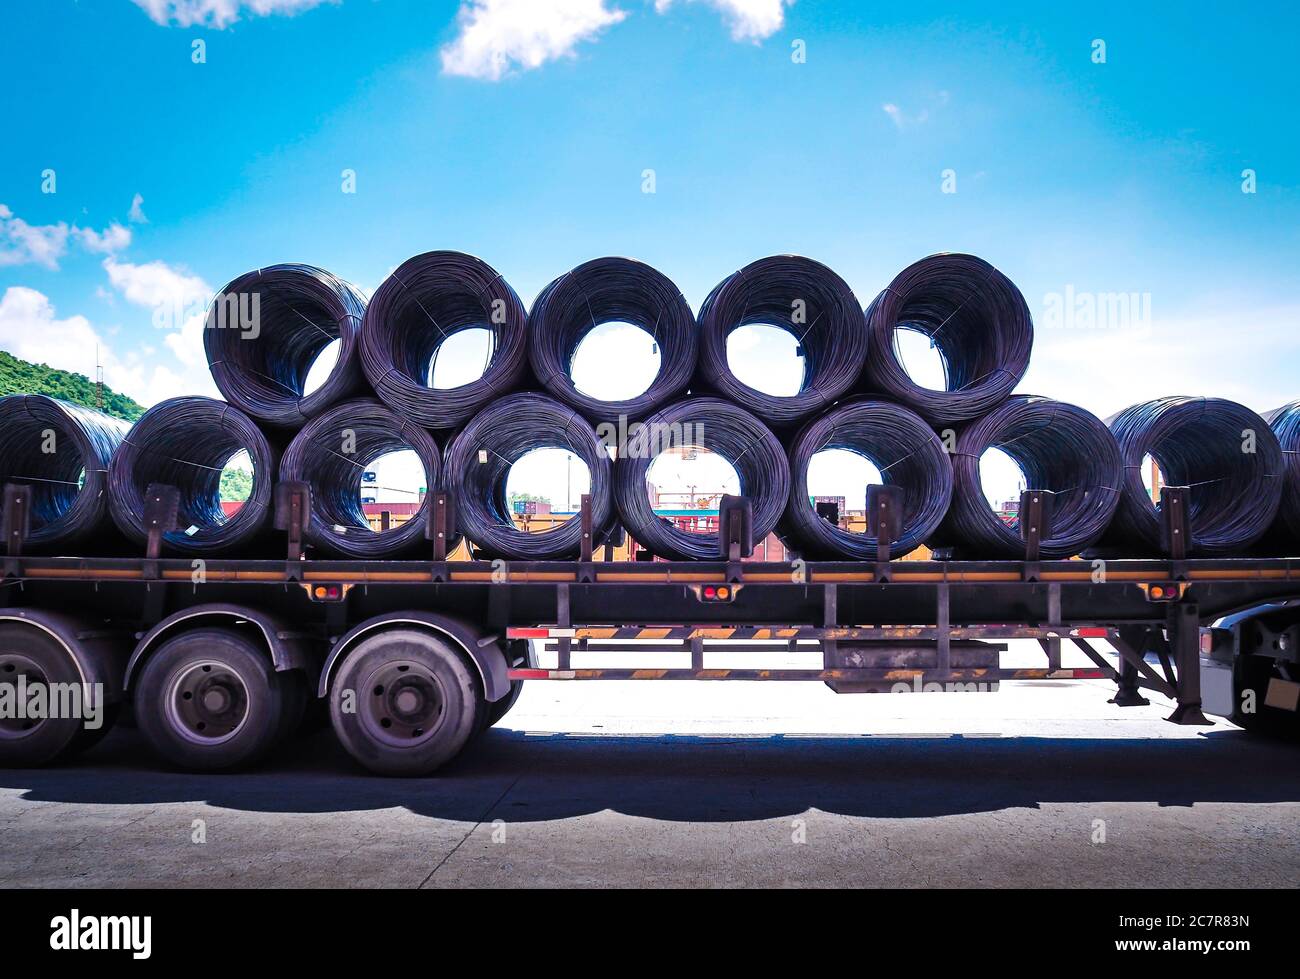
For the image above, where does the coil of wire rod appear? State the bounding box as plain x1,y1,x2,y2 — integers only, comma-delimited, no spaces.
108,396,276,556
203,264,368,429
360,251,528,431
279,398,442,559
1265,401,1300,547
695,255,867,428
863,253,1033,425
1099,396,1283,557
781,399,953,560
441,392,612,560
0,395,130,552
527,256,697,423
936,395,1121,559
614,397,789,561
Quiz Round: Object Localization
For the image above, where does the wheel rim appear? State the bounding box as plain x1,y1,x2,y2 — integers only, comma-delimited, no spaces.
0,653,49,740
164,660,250,745
358,659,446,749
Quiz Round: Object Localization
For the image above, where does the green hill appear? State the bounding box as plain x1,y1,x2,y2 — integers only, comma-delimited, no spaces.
0,349,145,422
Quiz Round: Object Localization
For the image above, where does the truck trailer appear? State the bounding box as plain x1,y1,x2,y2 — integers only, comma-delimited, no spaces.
1,485,1297,776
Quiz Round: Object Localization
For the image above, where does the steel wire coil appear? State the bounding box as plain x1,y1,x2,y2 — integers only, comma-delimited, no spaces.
1101,397,1283,557
781,399,952,560
938,395,1121,559
442,392,612,560
527,256,697,423
1265,401,1300,547
614,397,789,561
695,255,867,428
360,251,529,431
0,395,130,552
108,397,276,556
203,264,368,429
279,398,442,559
863,253,1033,425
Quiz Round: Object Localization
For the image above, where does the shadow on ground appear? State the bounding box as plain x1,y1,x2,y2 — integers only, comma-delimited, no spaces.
1,726,1296,824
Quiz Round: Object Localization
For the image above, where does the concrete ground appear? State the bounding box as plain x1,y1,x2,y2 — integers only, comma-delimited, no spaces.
1,657,1297,887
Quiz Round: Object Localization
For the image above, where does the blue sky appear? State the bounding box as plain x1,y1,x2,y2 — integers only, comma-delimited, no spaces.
2,0,1298,461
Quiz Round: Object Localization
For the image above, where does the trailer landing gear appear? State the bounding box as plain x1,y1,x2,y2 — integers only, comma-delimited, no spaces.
328,628,484,776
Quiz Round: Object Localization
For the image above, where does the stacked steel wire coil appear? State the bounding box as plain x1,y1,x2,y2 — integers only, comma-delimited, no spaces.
360,250,529,431
279,399,443,559
863,253,1033,425
696,255,867,429
938,396,1121,559
204,264,368,429
108,396,277,556
782,399,952,560
1100,397,1283,557
7,245,1296,562
0,395,130,552
614,397,789,561
528,256,697,423
443,392,614,560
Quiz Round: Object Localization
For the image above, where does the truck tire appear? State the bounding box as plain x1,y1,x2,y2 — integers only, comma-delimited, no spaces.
480,680,524,732
476,638,529,734
329,628,483,776
0,623,109,767
134,627,288,771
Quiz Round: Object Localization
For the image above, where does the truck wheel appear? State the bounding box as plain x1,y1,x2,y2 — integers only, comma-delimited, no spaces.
0,624,102,767
329,628,483,776
134,627,287,771
480,680,524,733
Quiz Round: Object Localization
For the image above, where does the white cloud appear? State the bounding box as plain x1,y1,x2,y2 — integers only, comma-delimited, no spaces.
0,286,208,407
130,0,336,29
102,256,214,374
73,223,133,255
0,205,69,270
881,90,950,130
128,193,148,224
440,0,628,81
654,0,792,42
102,255,210,310
1,204,136,267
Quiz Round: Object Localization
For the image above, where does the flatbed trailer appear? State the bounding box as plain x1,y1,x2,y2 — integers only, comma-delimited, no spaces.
3,539,1300,774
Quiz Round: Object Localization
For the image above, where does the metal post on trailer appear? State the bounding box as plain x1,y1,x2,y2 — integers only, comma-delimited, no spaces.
1160,485,1189,579
274,481,311,577
3,483,30,579
1019,488,1053,582
425,490,454,582
867,484,901,582
141,483,180,625
718,494,753,583
142,483,180,568
578,493,594,583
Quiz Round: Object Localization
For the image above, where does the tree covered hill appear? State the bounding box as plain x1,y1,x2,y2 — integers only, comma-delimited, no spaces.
0,349,145,422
